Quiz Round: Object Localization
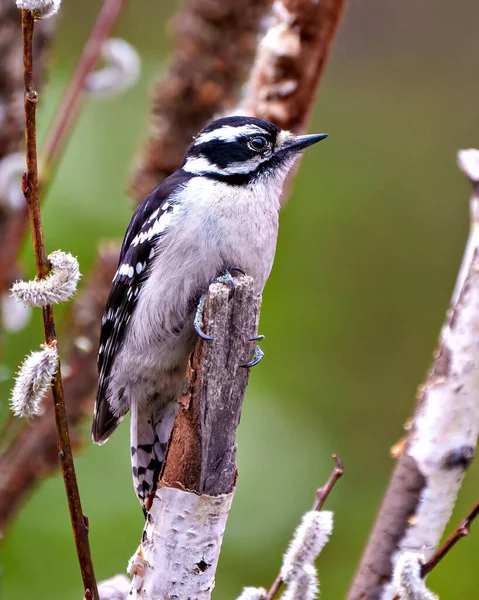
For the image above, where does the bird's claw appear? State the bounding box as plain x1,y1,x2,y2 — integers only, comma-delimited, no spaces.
216,268,243,300
194,268,248,341
194,294,214,341
240,339,265,368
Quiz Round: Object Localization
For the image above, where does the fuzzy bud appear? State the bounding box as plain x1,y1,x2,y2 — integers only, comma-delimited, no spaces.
11,250,80,308
86,38,141,98
16,0,61,18
280,511,333,582
235,587,267,600
10,343,58,417
393,552,438,600
280,565,319,600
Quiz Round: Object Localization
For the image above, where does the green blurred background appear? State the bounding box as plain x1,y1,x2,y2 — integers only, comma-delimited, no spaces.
1,1,479,598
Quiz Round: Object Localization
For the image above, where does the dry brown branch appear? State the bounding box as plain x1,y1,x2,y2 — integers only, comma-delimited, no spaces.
0,245,117,534
129,0,272,201
421,501,479,578
20,10,98,597
347,152,479,600
128,276,260,597
264,455,343,600
0,0,53,295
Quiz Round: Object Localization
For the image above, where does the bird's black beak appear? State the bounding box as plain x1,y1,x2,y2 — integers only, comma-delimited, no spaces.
281,133,328,153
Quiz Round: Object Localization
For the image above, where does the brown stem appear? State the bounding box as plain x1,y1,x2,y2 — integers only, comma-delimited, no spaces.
21,10,98,599
265,455,344,600
421,501,479,577
312,454,344,511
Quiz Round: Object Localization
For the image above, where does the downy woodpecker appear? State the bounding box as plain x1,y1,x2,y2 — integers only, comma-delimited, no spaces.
92,116,327,505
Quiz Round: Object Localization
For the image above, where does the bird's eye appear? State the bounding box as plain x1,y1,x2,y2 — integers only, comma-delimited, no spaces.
248,136,268,152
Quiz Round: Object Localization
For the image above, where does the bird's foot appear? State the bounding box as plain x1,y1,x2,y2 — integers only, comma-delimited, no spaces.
240,335,265,368
216,267,245,300
194,293,214,341
195,268,247,341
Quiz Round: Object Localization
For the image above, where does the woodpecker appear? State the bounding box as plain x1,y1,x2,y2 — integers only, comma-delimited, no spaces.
92,116,327,505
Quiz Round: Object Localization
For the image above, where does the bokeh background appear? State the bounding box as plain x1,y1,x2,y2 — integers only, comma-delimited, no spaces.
1,1,479,598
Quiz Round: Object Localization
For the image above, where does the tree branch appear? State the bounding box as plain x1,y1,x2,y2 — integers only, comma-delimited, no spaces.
347,150,479,600
127,276,260,598
422,501,479,578
20,9,98,598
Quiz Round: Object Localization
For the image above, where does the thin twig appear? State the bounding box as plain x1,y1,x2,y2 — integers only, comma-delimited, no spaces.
421,501,479,577
312,454,344,511
41,0,126,193
21,10,98,599
265,455,343,600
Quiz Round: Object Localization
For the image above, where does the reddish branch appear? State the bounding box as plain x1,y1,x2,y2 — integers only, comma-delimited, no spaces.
265,455,344,600
41,0,126,193
422,501,479,577
0,0,126,297
20,10,98,598
0,0,52,295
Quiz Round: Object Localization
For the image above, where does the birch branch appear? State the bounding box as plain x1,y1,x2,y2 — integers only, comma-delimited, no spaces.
347,149,479,600
127,276,260,598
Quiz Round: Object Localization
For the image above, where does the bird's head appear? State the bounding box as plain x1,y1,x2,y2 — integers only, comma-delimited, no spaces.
182,116,327,184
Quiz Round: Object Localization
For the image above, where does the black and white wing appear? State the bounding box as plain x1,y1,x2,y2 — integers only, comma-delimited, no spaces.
92,170,192,444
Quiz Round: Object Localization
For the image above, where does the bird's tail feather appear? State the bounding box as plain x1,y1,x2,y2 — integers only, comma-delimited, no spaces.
130,396,179,505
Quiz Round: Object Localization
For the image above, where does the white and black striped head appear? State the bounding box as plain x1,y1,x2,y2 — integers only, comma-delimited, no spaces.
182,116,327,184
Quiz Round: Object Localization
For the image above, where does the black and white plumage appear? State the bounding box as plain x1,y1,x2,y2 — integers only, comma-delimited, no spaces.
92,116,327,505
